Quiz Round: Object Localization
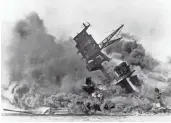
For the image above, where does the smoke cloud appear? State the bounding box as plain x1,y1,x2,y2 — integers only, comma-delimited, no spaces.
6,12,103,108
104,33,171,105
3,12,171,111
105,33,159,71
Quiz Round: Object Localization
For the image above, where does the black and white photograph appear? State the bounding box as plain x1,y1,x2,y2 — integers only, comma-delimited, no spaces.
1,0,171,122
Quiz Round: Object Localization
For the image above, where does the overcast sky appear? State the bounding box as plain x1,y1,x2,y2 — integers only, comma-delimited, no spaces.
1,0,171,84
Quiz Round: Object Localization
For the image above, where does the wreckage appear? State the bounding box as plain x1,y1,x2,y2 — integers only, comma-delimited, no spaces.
71,23,144,114
73,23,123,80
73,23,140,94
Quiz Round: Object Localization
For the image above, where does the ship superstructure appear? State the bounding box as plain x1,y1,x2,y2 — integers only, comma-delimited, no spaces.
73,23,123,80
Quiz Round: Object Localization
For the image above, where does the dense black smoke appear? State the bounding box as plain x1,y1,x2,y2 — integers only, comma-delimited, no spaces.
8,12,90,84
105,34,159,71
7,12,103,108
102,33,171,109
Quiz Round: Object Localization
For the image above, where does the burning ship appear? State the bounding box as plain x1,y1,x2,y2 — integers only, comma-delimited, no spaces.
65,22,148,114
3,22,170,115
73,23,140,94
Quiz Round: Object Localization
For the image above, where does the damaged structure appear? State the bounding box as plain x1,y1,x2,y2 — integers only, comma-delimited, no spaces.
73,23,123,81
72,23,146,114
73,23,141,94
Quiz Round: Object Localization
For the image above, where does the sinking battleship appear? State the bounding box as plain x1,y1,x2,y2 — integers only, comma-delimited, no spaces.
70,23,147,114
73,23,141,94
